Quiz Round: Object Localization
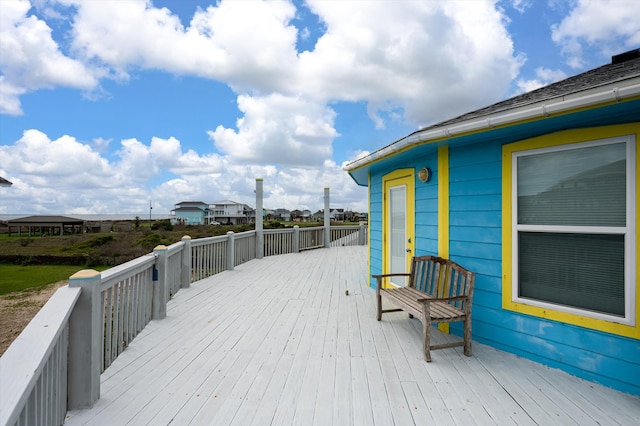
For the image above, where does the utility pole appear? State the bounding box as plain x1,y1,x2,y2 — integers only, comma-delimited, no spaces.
149,200,153,223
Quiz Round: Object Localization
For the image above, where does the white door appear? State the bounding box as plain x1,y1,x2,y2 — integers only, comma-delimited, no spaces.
388,185,407,286
383,169,414,287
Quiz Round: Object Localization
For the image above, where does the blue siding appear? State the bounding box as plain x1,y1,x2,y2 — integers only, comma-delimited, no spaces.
369,150,438,286
447,139,639,396
366,133,640,396
414,151,439,257
369,174,383,286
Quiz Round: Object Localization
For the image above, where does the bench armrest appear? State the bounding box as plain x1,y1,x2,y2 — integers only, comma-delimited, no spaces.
372,273,410,279
373,273,410,295
417,295,468,303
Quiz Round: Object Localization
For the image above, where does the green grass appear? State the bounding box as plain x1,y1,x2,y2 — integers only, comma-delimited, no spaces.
0,264,108,295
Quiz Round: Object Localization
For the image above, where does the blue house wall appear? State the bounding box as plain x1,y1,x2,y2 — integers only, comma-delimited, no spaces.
367,128,640,396
178,210,206,225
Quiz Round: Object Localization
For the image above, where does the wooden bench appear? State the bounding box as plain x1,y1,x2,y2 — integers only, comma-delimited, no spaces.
373,256,475,362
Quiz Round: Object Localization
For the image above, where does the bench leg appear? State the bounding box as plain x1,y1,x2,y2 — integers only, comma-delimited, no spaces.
376,280,382,321
422,304,432,362
463,315,472,357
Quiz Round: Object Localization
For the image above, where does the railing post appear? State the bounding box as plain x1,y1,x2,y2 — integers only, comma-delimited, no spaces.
181,236,191,288
153,245,168,320
293,225,300,253
227,231,235,270
359,221,366,245
256,178,264,259
68,269,101,409
324,187,330,248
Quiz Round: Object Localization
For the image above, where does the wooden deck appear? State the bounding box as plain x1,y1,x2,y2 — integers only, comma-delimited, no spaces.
65,246,640,425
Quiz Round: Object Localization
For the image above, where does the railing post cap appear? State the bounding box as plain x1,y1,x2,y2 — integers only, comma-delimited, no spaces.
227,230,234,235
294,225,299,228
182,235,191,240
256,177,263,181
154,245,168,251
69,269,100,280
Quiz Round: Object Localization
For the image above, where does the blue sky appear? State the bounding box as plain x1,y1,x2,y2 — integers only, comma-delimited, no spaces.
0,0,638,216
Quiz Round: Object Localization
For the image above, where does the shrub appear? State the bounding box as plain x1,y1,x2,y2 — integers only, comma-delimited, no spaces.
85,235,115,248
151,220,173,231
236,224,254,232
135,233,172,249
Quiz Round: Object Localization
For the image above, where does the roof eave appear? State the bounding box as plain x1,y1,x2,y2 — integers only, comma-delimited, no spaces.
344,79,640,180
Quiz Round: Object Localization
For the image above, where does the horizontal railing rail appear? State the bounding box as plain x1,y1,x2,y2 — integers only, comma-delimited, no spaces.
0,222,367,425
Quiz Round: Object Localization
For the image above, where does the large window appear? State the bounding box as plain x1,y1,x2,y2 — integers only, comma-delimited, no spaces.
510,135,635,325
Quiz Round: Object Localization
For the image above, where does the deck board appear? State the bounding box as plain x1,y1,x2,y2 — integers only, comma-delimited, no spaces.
65,246,640,425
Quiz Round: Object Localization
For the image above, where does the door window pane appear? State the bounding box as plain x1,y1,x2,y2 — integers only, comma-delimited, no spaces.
389,185,406,283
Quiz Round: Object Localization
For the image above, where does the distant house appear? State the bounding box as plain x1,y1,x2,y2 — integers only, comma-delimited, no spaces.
272,208,291,222
311,209,345,222
345,49,640,396
209,200,253,225
170,201,210,225
7,215,84,236
291,209,312,222
330,208,345,221
242,204,256,222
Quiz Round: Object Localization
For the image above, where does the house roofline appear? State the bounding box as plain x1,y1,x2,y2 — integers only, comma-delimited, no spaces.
344,79,640,174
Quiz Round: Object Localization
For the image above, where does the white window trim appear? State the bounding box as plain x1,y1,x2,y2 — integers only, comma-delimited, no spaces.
511,136,636,325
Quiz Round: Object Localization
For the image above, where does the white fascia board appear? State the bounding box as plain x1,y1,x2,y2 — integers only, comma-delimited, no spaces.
344,79,640,172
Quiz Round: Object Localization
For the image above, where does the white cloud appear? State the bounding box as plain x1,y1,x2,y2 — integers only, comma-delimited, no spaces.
552,0,640,69
296,0,521,127
0,0,99,114
1,0,531,215
5,1,523,138
116,138,159,182
0,129,366,215
61,0,299,90
1,130,111,182
0,76,26,115
208,93,337,166
510,0,533,13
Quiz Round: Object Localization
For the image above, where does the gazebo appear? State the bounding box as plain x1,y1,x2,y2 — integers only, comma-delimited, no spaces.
7,215,85,236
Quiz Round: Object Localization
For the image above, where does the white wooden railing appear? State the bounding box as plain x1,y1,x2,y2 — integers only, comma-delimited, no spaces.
0,223,366,426
100,254,156,371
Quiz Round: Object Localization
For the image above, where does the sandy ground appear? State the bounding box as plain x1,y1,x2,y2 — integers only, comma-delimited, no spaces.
0,280,68,356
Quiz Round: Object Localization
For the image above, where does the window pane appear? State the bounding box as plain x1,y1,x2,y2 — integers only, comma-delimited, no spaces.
518,143,626,226
389,185,406,281
518,232,625,316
